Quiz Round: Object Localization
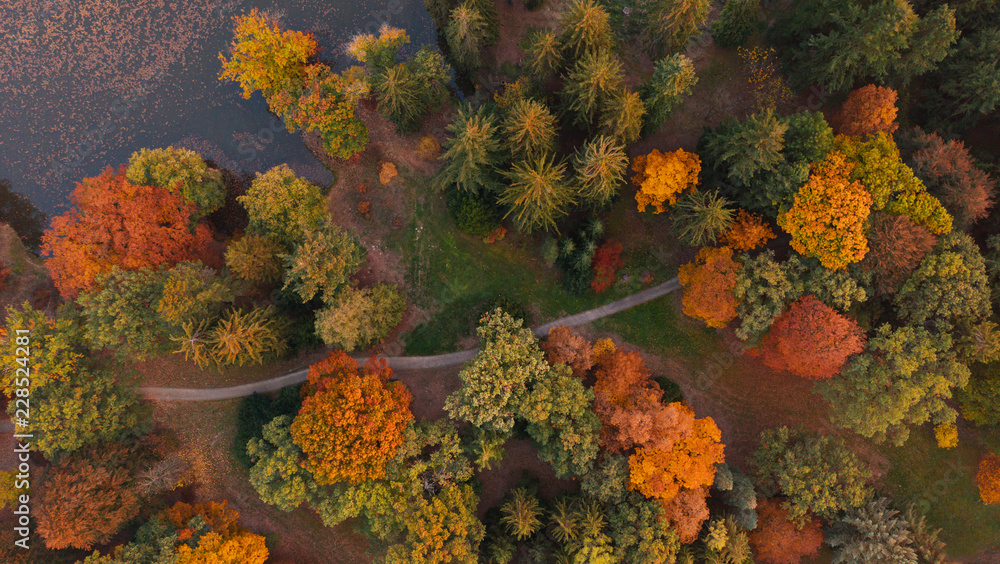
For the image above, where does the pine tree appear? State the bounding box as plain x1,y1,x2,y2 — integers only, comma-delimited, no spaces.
558,0,614,60
670,190,734,247
561,49,624,127
438,104,502,193
504,98,559,160
572,135,629,207
643,0,711,56
500,156,575,232
641,54,698,133
445,2,488,72
524,29,564,77
599,88,646,145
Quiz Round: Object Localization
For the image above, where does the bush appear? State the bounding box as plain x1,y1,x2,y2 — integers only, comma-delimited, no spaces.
447,187,503,237
234,386,303,468
654,377,684,404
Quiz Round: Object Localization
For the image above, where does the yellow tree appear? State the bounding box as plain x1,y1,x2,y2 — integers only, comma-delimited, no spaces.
677,246,740,329
778,152,872,270
633,148,701,213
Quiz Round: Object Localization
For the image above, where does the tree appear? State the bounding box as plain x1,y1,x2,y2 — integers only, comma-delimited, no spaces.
517,364,602,478
446,3,487,72
0,179,46,251
751,426,871,524
591,240,624,293
783,110,835,165
641,54,698,133
599,88,646,145
218,9,318,101
606,491,682,563
643,0,711,56
905,128,996,230
678,246,740,329
704,110,788,186
572,135,629,207
438,104,502,193
281,221,364,303
246,415,313,511
281,64,370,159
77,266,170,358
291,352,413,485
238,164,327,247
959,369,1000,427
978,454,1000,505
749,498,823,564
205,307,288,367
860,212,937,295
757,295,865,379
562,49,624,127
0,303,83,395
732,250,805,343
894,233,991,332
661,486,712,543
314,283,407,351
501,487,544,540
670,190,734,247
632,148,701,213
445,309,550,433
712,0,760,48
36,445,142,550
224,233,285,285
523,29,563,78
42,167,216,299
384,484,484,564
723,209,775,252
778,152,872,271
826,498,919,563
541,325,594,378
346,25,410,72
157,261,235,328
504,98,558,160
922,28,1000,132
500,155,575,233
126,147,225,218
558,0,614,60
833,85,899,139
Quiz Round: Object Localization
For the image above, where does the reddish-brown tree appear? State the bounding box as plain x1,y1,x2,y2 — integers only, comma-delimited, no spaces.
540,325,594,378
678,246,740,328
907,129,996,230
41,167,217,298
591,240,625,293
834,85,899,138
660,486,712,544
750,498,824,564
291,351,413,485
757,295,866,379
860,212,937,295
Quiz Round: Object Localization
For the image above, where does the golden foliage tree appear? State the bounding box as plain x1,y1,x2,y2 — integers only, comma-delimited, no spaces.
677,246,740,329
978,454,1000,505
291,351,414,485
777,152,872,270
632,148,701,213
834,85,899,138
218,9,318,101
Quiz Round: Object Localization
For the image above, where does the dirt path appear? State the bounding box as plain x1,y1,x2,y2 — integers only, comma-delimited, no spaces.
139,277,681,401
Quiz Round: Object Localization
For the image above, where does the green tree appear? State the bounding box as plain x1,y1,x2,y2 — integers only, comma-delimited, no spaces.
524,29,564,77
819,324,970,446
826,497,919,564
558,0,614,60
125,147,225,218
1,302,83,395
670,190,735,247
923,28,1000,132
561,49,624,127
500,155,575,233
643,0,711,56
446,3,488,72
599,88,646,145
444,309,550,433
641,54,698,133
501,487,544,540
959,366,1000,426
752,426,872,524
504,98,559,160
782,110,835,165
704,109,788,186
517,364,602,478
314,283,407,351
281,221,365,304
712,0,760,48
247,415,314,512
238,164,328,247
77,266,170,359
280,64,370,160
374,64,423,132
207,307,288,367
346,25,410,73
894,233,992,332
439,104,502,193
572,135,629,207
224,233,285,285
156,261,235,328
732,250,807,344
606,492,682,563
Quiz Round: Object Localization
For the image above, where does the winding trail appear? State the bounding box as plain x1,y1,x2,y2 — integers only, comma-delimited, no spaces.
139,277,682,401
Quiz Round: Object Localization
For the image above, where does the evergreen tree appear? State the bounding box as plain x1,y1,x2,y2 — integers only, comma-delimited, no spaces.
670,190,734,247
562,49,624,127
704,109,788,186
445,2,488,72
712,0,760,48
599,88,646,145
641,54,698,133
504,98,559,160
643,0,711,57
827,498,919,564
524,29,564,78
572,135,629,207
558,0,615,60
500,156,575,232
438,104,502,193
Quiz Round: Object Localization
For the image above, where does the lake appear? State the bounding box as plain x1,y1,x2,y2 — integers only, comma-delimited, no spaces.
0,0,435,218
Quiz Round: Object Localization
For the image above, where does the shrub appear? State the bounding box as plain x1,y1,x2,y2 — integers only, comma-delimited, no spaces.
447,187,502,237
590,240,624,293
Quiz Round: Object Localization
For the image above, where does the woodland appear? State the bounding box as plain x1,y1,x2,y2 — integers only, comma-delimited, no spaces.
1,0,1000,562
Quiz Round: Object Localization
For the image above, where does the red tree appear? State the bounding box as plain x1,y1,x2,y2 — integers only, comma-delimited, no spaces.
42,167,217,298
750,498,824,564
591,240,624,293
757,295,866,379
907,128,996,230
540,325,594,378
861,212,937,295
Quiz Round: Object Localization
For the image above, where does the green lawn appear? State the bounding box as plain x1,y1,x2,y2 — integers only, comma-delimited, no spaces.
592,293,721,362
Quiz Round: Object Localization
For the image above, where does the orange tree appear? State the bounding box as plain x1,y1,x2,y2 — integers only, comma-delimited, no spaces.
291,351,414,485
833,85,899,138
677,246,740,329
41,167,216,299
632,148,701,213
777,152,872,270
723,209,775,252
757,295,866,379
979,454,1000,505
749,498,823,564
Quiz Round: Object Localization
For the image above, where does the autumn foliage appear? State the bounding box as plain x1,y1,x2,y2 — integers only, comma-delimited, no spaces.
633,148,701,213
860,212,937,295
591,240,624,293
541,325,594,378
723,209,775,252
163,501,269,563
291,351,413,485
678,246,740,328
907,128,996,229
757,295,866,379
978,454,1000,505
749,498,824,564
834,85,899,138
42,167,217,298
778,152,872,270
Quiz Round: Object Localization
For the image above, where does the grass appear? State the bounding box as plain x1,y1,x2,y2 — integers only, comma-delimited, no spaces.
880,426,1000,558
592,293,721,362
